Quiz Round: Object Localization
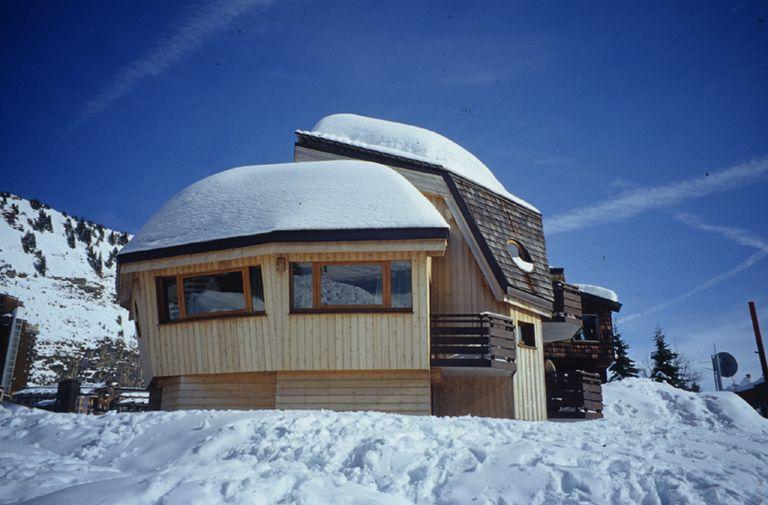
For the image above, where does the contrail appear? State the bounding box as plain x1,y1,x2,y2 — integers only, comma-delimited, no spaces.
618,215,768,324
545,156,768,235
70,0,274,131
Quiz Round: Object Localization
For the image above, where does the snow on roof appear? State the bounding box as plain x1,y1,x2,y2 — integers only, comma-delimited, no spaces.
119,160,449,256
297,113,540,214
575,284,619,303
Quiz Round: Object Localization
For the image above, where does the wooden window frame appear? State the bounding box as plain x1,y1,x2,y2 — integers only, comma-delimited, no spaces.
156,266,266,324
290,260,413,314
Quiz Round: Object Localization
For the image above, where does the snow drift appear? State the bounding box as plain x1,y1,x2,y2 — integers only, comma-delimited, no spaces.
1,379,766,504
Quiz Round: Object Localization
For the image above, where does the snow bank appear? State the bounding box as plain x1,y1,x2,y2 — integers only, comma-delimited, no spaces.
575,283,619,303
298,114,540,213
1,379,766,504
120,161,449,256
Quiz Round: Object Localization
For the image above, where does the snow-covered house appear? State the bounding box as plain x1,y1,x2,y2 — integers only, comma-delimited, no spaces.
293,114,554,420
117,114,564,420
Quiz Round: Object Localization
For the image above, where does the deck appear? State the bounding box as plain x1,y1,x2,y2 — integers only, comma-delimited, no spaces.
430,313,517,374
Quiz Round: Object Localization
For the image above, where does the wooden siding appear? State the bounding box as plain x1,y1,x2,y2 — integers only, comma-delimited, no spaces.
160,372,277,411
432,374,514,418
427,195,547,420
276,370,431,415
158,370,430,414
130,249,432,379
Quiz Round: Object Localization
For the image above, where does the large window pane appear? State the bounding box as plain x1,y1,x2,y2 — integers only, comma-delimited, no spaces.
291,263,313,309
320,264,383,306
160,277,179,321
183,271,245,315
390,261,412,308
249,266,265,312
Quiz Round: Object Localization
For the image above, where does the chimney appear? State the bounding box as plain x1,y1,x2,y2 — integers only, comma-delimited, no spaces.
549,267,566,283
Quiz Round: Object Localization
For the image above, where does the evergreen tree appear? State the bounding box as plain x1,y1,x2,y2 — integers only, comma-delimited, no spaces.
87,245,103,276
75,219,92,244
29,198,44,210
33,250,47,276
30,209,52,232
63,219,76,249
608,328,640,381
21,231,36,254
3,203,19,226
108,231,117,246
650,326,683,388
117,232,129,246
104,246,118,269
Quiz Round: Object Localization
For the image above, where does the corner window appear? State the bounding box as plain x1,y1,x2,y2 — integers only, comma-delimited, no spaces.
518,321,536,347
290,261,412,312
156,266,265,323
576,314,600,341
507,240,534,273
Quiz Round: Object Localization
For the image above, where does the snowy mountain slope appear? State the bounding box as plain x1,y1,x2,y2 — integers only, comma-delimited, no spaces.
0,379,765,504
0,192,137,385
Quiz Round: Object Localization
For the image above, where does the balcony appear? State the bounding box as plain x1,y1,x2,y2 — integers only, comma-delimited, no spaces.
430,313,517,374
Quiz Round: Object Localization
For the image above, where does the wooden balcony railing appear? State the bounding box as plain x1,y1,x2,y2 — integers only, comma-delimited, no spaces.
430,313,517,374
546,369,603,420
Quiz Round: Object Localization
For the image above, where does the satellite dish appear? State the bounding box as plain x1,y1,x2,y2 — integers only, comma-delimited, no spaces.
715,352,738,378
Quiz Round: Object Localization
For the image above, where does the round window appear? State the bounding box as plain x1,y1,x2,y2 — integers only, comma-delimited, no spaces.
507,240,534,273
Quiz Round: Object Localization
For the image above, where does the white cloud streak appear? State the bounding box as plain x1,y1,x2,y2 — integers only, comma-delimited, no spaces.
545,156,768,235
70,0,273,131
618,215,768,324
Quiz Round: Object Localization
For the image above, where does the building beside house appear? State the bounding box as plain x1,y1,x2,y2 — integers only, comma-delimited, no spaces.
117,113,620,420
542,269,622,419
0,293,38,395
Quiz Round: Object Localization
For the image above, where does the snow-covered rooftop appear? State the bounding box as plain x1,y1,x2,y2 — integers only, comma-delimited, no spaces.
575,283,620,303
119,160,448,258
297,113,540,213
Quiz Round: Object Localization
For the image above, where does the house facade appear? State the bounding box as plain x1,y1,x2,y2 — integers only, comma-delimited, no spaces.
117,114,619,421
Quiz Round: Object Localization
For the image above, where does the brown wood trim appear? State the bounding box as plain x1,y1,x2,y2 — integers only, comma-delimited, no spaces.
290,308,413,315
156,265,266,323
157,311,267,326
290,260,411,312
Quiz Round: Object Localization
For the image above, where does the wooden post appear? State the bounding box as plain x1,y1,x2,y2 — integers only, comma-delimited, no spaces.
748,301,768,405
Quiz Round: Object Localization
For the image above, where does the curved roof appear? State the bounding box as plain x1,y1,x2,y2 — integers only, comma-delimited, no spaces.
297,113,539,213
118,160,448,262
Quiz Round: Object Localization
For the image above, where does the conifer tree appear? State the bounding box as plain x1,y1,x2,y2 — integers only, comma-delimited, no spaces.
34,250,47,276
75,219,91,244
608,328,640,381
86,245,103,276
650,326,683,388
63,219,76,249
21,231,36,254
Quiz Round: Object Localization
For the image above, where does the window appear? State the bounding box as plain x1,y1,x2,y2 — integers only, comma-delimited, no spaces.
157,276,180,322
291,261,412,311
506,240,534,273
576,314,600,341
156,266,265,323
249,266,265,312
390,261,412,308
184,271,245,316
518,321,536,347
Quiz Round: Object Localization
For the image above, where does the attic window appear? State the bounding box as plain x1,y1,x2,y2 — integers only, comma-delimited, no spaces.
506,240,534,273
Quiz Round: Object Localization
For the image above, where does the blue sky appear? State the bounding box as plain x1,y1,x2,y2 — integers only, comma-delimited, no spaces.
2,0,767,389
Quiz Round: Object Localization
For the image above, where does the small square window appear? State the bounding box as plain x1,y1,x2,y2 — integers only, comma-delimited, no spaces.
518,322,536,347
291,262,313,309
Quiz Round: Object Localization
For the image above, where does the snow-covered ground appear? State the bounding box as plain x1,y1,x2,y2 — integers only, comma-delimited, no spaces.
1,379,766,504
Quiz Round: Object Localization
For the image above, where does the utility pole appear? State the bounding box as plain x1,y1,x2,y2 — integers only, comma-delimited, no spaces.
748,301,768,405
711,344,723,391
